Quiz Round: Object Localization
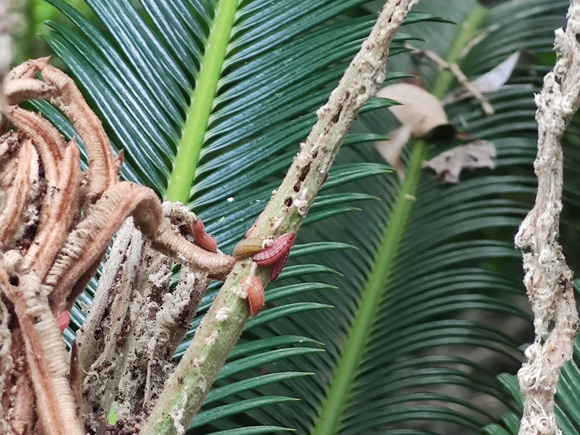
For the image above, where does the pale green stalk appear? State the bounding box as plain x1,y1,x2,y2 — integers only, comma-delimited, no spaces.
165,0,239,203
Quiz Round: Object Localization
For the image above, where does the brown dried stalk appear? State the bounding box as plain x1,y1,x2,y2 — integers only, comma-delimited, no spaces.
0,58,235,434
77,208,214,433
0,280,13,434
514,2,580,434
0,254,82,435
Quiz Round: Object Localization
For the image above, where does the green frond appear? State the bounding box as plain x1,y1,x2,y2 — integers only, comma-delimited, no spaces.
204,373,313,406
38,1,440,431
32,0,580,433
228,0,568,433
192,397,299,429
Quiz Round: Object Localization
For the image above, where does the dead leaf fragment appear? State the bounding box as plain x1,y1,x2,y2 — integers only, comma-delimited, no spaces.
375,124,412,177
377,83,450,138
470,52,521,94
422,140,496,184
375,83,457,177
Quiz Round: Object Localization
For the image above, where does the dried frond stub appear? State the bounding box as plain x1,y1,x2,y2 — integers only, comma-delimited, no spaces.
513,3,580,434
253,232,296,266
0,59,237,433
241,275,264,317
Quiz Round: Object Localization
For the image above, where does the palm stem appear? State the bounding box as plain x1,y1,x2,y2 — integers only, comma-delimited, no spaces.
432,5,487,98
312,141,428,435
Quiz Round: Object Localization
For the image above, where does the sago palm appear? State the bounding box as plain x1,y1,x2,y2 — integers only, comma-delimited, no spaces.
11,0,580,433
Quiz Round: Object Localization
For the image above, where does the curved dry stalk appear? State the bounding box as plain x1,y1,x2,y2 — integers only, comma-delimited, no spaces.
4,62,52,106
24,140,81,279
10,370,33,435
46,181,234,313
0,139,35,247
33,60,118,197
0,132,19,186
4,336,34,435
514,2,580,433
4,59,117,199
4,105,65,170
0,253,83,435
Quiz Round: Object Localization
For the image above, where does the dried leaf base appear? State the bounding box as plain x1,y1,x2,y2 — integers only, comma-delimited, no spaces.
0,59,234,434
79,214,213,433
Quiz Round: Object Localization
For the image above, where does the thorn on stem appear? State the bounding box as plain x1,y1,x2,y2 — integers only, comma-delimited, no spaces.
56,311,70,332
193,218,218,253
269,250,290,281
241,275,264,317
233,237,267,259
253,232,296,266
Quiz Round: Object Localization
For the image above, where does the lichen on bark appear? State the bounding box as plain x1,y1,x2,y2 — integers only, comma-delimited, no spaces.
515,2,580,433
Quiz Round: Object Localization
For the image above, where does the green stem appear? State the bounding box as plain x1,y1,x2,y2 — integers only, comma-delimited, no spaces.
142,1,417,432
312,142,427,435
312,6,488,434
165,0,238,203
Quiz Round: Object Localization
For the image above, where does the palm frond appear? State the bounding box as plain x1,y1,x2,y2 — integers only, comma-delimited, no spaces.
35,0,439,432
217,0,570,433
33,0,579,433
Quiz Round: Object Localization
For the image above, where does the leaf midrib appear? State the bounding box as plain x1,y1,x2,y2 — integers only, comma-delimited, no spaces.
311,5,488,434
165,0,239,203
